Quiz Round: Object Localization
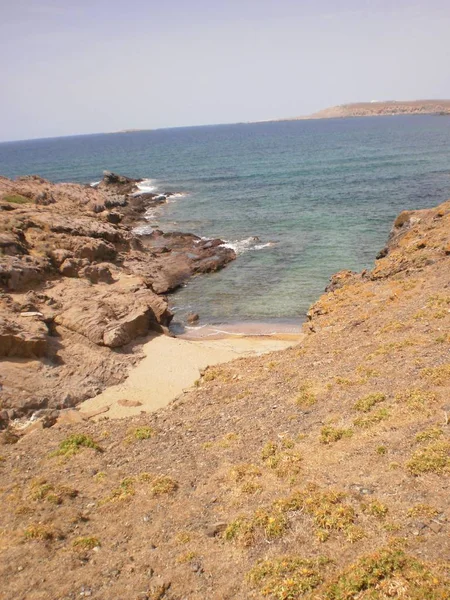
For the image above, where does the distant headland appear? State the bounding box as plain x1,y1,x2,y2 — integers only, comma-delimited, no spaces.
277,99,450,122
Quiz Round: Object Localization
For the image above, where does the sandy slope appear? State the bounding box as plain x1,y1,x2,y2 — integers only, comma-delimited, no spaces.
79,334,302,418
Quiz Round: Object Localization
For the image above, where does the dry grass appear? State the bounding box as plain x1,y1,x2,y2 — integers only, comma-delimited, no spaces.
29,479,78,505
295,383,317,408
3,194,31,204
128,426,155,441
395,388,438,412
261,441,302,477
320,426,353,444
247,556,330,599
406,441,450,475
315,544,450,599
275,487,357,542
23,524,59,541
50,434,102,458
353,408,390,428
420,363,450,385
353,392,386,412
72,536,100,551
225,509,288,546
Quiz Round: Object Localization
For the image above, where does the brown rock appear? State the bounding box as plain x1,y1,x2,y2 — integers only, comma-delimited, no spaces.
81,264,114,284
0,256,50,290
54,281,172,348
0,233,28,256
0,316,48,358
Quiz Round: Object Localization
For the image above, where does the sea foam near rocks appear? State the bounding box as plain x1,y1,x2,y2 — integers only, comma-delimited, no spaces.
132,178,158,195
220,236,274,255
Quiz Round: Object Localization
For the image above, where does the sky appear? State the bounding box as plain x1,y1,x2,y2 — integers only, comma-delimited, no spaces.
1,0,450,141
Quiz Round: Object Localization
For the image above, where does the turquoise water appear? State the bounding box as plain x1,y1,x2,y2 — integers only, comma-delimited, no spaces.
1,116,450,324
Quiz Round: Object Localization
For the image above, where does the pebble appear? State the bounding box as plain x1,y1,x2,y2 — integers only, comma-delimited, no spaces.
429,521,442,533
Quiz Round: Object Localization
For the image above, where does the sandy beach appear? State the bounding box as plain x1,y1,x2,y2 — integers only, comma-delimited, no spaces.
79,332,302,419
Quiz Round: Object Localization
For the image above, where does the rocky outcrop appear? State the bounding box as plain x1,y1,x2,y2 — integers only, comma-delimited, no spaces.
0,314,49,357
0,171,236,426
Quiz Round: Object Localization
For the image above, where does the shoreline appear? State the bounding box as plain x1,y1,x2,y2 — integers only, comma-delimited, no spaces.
0,172,239,428
169,318,304,339
79,330,303,419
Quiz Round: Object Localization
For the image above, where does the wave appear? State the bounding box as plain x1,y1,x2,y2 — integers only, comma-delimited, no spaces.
167,192,187,201
132,178,158,195
220,236,275,255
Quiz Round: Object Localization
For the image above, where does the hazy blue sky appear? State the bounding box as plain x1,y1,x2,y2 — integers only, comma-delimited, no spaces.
1,0,450,141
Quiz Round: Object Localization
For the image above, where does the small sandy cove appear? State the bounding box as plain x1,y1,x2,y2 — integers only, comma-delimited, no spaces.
79,332,302,419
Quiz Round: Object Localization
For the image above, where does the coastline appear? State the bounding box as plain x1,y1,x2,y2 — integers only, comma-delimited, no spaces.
0,171,240,427
1,193,449,598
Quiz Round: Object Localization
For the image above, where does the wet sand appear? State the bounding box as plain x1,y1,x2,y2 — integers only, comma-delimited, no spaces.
79,331,303,419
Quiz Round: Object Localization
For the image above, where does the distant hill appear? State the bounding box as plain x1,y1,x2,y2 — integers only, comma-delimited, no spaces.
308,99,450,119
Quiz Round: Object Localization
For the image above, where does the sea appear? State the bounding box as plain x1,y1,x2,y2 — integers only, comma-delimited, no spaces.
1,116,450,331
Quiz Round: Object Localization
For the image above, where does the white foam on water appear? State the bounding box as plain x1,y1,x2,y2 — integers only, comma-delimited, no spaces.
90,181,101,187
221,236,274,255
166,192,187,201
132,178,158,196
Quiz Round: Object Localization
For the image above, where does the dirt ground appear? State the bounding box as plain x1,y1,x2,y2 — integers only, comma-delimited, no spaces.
0,200,449,599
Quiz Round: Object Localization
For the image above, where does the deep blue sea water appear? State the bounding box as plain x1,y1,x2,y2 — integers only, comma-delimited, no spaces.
1,116,450,325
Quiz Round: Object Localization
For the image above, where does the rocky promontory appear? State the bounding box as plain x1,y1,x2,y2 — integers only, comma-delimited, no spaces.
0,172,235,426
308,99,450,119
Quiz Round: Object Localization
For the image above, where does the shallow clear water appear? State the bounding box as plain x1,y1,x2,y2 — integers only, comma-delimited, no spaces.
1,116,450,324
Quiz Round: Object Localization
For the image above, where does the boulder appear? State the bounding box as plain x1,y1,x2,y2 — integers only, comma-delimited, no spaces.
0,256,50,290
54,284,172,348
81,264,114,284
0,316,49,357
59,258,88,278
0,233,28,256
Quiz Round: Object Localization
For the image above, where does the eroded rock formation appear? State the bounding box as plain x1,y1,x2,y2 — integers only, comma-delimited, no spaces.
0,172,235,425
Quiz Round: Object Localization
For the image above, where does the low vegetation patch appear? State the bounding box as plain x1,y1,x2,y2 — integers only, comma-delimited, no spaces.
361,500,389,519
3,193,31,204
420,363,450,385
406,440,450,475
261,441,302,477
415,428,443,443
295,383,316,408
104,477,136,503
395,388,438,412
228,463,263,494
150,475,178,496
50,434,102,458
128,426,155,441
24,523,59,541
275,487,358,542
225,509,288,546
407,504,440,519
320,426,353,444
176,551,198,564
353,392,386,412
29,479,78,504
247,556,330,599
102,472,178,503
353,408,389,428
72,536,100,551
316,544,450,599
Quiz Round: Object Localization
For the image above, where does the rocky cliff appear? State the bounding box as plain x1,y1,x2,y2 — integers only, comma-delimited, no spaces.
0,173,235,426
0,194,449,598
